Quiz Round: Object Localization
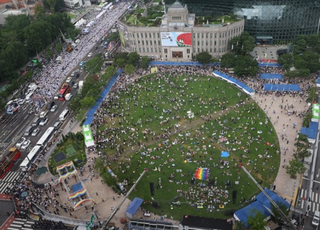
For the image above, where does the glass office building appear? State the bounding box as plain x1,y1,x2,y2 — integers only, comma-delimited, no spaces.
164,0,320,41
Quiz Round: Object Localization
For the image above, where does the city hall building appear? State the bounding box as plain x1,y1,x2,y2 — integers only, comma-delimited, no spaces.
117,1,244,61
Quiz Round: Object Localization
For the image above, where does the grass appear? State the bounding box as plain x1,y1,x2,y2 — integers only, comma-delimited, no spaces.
67,12,77,19
96,74,280,220
48,133,86,175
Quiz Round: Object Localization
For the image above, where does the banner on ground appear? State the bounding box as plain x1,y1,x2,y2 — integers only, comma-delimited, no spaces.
83,124,95,147
312,103,320,122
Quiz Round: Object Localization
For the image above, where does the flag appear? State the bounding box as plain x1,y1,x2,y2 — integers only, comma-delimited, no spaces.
86,213,95,230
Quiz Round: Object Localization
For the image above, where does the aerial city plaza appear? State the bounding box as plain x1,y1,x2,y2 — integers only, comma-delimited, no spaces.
0,0,320,230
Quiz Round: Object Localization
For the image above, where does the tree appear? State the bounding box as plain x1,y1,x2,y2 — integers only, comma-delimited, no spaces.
80,96,96,108
234,55,258,77
285,158,306,178
221,53,236,68
270,202,289,223
114,58,126,68
230,31,255,56
247,211,268,230
124,64,135,75
277,53,293,71
128,52,140,66
140,56,151,69
195,51,212,65
109,32,119,42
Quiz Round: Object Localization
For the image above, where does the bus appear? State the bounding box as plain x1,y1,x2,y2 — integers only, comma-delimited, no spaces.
36,127,55,147
20,145,42,171
78,80,84,94
5,100,19,114
58,83,71,101
0,147,21,178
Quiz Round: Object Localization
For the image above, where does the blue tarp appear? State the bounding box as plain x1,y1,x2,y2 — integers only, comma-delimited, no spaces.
301,121,318,140
264,84,301,92
317,74,320,86
71,182,83,193
234,188,289,228
83,69,123,126
256,188,290,211
212,70,254,95
234,201,271,228
221,151,229,157
258,63,282,67
126,197,144,218
260,73,283,80
150,61,220,66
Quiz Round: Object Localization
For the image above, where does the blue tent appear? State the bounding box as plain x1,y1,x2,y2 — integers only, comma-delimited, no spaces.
256,188,290,211
264,84,301,92
150,61,220,66
234,201,270,228
260,73,283,80
317,74,320,87
258,63,282,67
301,121,318,141
126,197,144,219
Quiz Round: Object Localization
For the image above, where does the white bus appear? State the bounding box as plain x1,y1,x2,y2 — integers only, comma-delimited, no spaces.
36,127,55,147
59,108,70,121
20,145,42,171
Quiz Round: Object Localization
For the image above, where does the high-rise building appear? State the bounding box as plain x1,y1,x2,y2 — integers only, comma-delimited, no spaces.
164,0,320,42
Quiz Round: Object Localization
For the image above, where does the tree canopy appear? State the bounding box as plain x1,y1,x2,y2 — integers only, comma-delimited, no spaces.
221,54,258,77
230,31,255,56
195,51,212,65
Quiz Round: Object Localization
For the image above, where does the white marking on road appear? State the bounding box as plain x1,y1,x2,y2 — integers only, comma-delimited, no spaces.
316,193,319,203
317,168,320,178
301,199,304,208
301,189,305,198
312,192,315,201
317,203,319,212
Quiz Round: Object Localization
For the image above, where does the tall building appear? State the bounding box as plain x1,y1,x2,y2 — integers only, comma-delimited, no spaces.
164,0,320,42
117,1,244,61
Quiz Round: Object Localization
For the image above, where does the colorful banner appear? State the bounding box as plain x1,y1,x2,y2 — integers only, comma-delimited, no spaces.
68,188,87,199
73,198,95,209
195,168,209,180
56,161,73,171
59,169,77,182
83,125,95,147
161,32,192,47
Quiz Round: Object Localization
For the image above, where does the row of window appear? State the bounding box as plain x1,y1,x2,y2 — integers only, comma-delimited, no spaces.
132,46,228,54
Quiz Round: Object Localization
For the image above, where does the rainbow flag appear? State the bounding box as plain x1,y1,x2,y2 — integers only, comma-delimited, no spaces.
195,168,209,180
73,198,95,209
68,188,87,199
56,161,73,171
59,169,77,182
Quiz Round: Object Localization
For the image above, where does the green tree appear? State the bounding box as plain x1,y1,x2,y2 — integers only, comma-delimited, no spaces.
234,55,258,77
293,37,307,54
230,31,255,56
221,53,236,68
80,96,96,108
195,51,212,65
277,53,293,71
247,211,268,230
124,64,135,75
128,52,140,66
270,202,289,223
285,158,306,178
109,32,119,42
114,58,126,68
140,56,151,69
46,47,54,59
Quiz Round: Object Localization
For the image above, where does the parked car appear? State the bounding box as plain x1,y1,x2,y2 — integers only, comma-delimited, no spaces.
88,52,93,57
53,121,61,130
21,139,31,150
16,137,26,148
73,83,79,89
40,110,48,118
50,105,58,112
39,117,48,126
65,93,72,101
66,77,72,83
31,127,40,136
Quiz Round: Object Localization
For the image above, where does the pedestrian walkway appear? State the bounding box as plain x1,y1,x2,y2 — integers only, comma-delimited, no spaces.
0,172,24,194
297,188,320,212
5,218,34,230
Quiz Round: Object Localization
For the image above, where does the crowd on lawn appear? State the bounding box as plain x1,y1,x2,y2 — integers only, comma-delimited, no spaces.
23,2,129,112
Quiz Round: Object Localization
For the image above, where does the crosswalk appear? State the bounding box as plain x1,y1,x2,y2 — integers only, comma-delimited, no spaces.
298,188,320,212
7,218,35,230
0,171,24,194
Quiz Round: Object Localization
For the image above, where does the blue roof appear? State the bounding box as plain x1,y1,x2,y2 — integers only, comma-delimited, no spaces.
256,188,290,210
317,77,320,85
301,122,318,140
71,182,83,193
260,73,283,80
150,61,220,66
126,197,144,216
258,63,282,67
234,201,271,228
264,84,301,92
83,69,123,126
213,70,254,95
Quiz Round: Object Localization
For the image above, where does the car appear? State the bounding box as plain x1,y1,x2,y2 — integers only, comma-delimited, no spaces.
69,81,75,87
31,127,40,136
39,117,48,126
47,101,55,110
73,83,79,89
18,98,25,105
21,139,31,150
80,61,86,67
88,52,93,57
54,95,59,100
50,105,58,112
40,110,48,118
65,93,72,101
66,77,72,83
16,137,26,148
53,121,61,130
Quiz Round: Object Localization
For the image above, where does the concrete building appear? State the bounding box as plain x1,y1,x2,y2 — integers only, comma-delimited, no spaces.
63,0,83,9
117,1,244,61
0,8,27,25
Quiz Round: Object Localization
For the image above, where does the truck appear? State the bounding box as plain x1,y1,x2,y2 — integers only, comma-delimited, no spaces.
0,147,21,179
312,210,320,227
78,80,84,94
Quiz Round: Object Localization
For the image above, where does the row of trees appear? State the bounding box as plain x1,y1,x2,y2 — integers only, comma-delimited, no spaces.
0,10,78,83
113,52,151,74
278,34,320,77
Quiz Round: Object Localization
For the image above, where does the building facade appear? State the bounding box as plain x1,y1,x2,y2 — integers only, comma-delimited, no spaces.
118,2,244,61
164,0,320,42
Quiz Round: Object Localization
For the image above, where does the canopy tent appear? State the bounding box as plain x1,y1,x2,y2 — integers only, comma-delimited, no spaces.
260,73,283,80
301,121,318,144
126,197,144,219
234,188,289,228
263,84,301,92
258,63,282,67
212,71,254,96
